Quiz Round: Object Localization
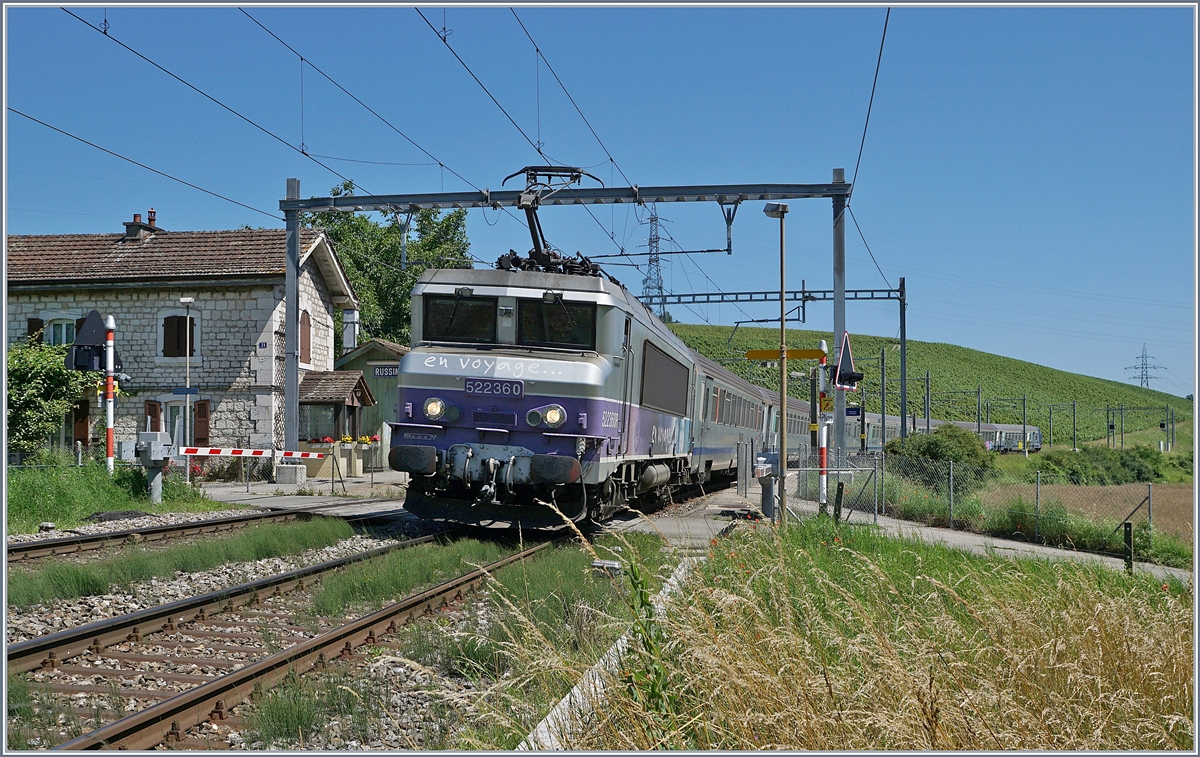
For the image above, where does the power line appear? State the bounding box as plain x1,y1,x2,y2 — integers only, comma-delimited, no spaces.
851,7,890,193
9,107,282,221
509,9,634,187
238,8,529,238
62,7,361,192
848,206,892,288
306,154,439,167
415,7,548,162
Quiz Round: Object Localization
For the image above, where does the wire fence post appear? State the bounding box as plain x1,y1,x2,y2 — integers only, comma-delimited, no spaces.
1124,521,1134,574
1035,470,1041,543
1147,482,1153,530
948,460,953,529
873,454,879,525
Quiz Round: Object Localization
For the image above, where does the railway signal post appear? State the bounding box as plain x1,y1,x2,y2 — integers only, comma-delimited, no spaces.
105,315,116,475
764,201,790,527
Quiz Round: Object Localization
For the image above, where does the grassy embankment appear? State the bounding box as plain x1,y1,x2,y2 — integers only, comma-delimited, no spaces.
669,322,1193,444
506,519,1192,750
6,452,230,534
245,532,672,749
7,518,354,609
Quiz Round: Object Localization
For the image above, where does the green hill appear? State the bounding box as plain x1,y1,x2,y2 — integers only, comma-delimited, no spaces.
668,323,1192,444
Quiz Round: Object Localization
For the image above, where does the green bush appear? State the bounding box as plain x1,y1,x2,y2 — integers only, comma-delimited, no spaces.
1031,445,1164,485
884,423,995,468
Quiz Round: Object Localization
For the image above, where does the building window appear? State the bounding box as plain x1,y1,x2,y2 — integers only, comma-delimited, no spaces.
162,315,195,357
300,310,312,364
48,319,76,346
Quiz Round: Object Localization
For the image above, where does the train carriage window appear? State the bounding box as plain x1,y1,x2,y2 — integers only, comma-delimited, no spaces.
423,295,498,343
517,299,597,350
640,341,689,417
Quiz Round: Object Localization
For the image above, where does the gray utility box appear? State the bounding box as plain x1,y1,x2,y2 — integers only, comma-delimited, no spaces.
136,431,174,467
276,464,306,486
116,441,137,461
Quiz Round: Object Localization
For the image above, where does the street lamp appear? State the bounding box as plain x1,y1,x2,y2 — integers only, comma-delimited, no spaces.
763,202,789,528
179,297,195,484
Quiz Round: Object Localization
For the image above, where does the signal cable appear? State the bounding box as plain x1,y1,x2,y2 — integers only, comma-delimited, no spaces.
847,206,892,289
62,8,362,193
9,107,282,221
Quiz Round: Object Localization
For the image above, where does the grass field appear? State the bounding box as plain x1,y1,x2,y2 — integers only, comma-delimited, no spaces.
669,323,1192,443
556,519,1192,750
6,459,229,534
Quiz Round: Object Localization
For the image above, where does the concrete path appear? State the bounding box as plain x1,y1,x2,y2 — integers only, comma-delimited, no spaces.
619,476,1193,583
199,469,410,518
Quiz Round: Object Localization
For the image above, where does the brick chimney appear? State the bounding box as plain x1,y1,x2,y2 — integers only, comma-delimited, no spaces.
122,210,161,242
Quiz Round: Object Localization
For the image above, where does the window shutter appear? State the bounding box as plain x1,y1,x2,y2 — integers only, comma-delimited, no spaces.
163,316,179,357
188,316,195,357
27,318,44,343
144,401,161,433
193,400,210,446
300,311,312,364
73,398,89,444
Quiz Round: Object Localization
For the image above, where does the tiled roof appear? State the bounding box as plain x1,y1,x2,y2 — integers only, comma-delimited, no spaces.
6,228,323,283
298,370,376,406
336,337,410,368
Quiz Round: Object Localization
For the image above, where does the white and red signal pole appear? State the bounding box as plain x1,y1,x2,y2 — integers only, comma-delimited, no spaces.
818,419,829,515
105,315,116,475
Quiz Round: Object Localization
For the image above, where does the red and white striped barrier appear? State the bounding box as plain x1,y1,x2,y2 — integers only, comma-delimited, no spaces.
180,447,325,459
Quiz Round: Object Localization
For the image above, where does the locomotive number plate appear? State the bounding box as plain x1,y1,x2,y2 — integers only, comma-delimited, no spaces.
464,378,524,398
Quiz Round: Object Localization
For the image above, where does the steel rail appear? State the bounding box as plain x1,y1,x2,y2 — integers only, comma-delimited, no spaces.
54,539,555,750
6,500,406,562
6,533,443,674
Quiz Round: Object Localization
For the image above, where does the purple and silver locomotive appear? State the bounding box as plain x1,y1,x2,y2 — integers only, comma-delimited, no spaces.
386,251,809,530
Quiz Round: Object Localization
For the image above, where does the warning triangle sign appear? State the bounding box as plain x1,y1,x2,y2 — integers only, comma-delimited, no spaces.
833,331,861,391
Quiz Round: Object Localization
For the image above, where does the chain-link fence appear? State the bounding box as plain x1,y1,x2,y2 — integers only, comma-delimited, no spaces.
879,454,1175,558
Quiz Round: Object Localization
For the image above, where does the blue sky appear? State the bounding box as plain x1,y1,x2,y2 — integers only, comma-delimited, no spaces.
5,5,1195,398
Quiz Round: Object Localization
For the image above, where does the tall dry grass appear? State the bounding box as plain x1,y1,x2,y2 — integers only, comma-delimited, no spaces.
479,519,1193,750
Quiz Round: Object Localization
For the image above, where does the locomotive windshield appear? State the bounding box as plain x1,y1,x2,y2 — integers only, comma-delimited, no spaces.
517,299,597,351
423,295,498,343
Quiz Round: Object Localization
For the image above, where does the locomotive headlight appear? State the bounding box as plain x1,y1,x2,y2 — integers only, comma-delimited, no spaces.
543,405,566,428
423,397,446,421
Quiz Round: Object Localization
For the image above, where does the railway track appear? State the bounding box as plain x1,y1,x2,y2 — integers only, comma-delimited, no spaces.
6,500,408,563
7,533,552,750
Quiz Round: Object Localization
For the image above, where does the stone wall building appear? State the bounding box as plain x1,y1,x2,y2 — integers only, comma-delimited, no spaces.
7,211,359,449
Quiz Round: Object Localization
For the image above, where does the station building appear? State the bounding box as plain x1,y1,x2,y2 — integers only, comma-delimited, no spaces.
6,210,362,450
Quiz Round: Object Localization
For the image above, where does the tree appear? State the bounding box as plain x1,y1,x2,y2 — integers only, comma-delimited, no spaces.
7,338,97,453
303,182,472,349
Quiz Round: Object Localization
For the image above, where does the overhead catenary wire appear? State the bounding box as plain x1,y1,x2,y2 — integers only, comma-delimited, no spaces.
61,8,363,193
850,6,890,193
415,7,549,162
239,7,529,237
509,9,634,188
9,107,282,221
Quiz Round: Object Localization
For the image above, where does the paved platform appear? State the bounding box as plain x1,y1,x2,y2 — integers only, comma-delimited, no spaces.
200,469,410,519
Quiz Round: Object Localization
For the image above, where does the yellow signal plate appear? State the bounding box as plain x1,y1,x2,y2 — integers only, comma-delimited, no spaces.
744,348,826,360
819,395,833,412
809,423,819,432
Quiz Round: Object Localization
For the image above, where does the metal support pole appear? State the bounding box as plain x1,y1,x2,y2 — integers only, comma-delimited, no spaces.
809,368,818,447
1049,406,1054,449
1022,394,1028,458
778,211,788,530
976,385,981,435
948,460,954,529
879,347,887,452
1035,470,1041,542
832,168,847,454
1148,482,1153,530
818,421,829,515
398,212,413,270
184,301,191,485
1072,399,1077,450
986,399,990,424
873,454,879,525
284,178,301,452
899,277,907,439
925,370,931,434
1124,521,1134,574
1120,404,1125,449
104,315,115,476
